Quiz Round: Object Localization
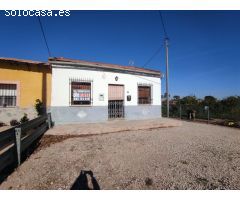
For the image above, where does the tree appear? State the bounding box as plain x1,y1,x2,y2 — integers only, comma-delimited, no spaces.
173,95,180,100
180,95,198,106
221,96,239,108
220,96,240,120
203,96,217,106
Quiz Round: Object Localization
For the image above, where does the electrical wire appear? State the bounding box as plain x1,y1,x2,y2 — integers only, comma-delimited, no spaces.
158,11,168,39
133,43,164,84
142,44,164,68
134,11,169,84
36,14,162,85
37,16,52,57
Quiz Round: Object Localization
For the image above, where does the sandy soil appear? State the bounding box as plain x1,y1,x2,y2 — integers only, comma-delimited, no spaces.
1,121,240,190
46,118,182,136
0,126,11,132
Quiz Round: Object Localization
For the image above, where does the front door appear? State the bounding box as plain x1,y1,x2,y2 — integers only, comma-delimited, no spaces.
108,84,124,119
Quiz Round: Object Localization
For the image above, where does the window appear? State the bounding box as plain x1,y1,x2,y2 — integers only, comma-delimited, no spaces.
71,82,91,105
138,85,152,104
0,83,17,107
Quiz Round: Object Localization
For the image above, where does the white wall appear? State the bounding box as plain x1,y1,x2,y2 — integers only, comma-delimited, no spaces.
51,65,161,107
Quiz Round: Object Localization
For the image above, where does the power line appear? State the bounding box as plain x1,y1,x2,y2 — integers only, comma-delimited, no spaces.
142,44,164,68
37,16,52,57
36,14,161,85
132,45,164,85
158,11,168,38
134,72,161,84
135,12,169,84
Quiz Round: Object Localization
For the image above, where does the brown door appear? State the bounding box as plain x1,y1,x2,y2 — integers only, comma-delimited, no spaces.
108,84,124,119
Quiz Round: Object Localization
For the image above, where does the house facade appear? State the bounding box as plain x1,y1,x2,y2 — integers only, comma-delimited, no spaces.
49,57,162,124
0,58,52,124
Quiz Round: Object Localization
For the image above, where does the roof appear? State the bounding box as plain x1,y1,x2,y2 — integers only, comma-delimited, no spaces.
0,57,49,66
49,57,161,77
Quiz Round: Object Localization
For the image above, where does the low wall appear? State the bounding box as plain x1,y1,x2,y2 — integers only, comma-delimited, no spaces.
0,107,38,125
50,106,108,124
125,105,161,120
50,105,162,124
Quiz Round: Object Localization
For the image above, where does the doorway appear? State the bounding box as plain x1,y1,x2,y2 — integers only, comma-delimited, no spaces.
108,84,124,119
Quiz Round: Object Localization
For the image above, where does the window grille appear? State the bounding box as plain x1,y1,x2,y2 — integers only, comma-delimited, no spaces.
138,85,152,104
69,78,92,105
0,83,17,107
108,100,124,118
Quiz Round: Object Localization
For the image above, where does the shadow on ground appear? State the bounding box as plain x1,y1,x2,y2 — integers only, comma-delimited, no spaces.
71,170,100,190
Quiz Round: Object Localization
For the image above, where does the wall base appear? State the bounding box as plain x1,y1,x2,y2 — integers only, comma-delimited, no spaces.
0,107,38,125
50,105,161,124
125,105,162,120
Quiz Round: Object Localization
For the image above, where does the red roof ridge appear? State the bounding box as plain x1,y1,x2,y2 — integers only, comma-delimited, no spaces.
0,57,48,65
49,57,161,75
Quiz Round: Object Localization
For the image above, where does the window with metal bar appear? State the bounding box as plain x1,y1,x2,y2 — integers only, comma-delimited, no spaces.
0,83,17,107
138,85,152,104
71,82,91,105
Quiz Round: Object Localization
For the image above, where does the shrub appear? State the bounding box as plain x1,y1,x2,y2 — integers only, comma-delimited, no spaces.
10,119,20,126
20,113,29,124
35,99,44,116
0,121,6,127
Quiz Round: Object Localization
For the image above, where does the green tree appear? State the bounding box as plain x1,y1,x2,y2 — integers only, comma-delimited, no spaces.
220,96,240,120
173,95,180,101
203,96,217,106
180,95,198,106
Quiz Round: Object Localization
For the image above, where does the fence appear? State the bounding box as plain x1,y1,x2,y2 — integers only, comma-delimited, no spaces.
0,113,52,173
162,104,236,121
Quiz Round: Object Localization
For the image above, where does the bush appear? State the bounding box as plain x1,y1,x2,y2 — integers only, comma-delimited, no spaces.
10,119,20,126
20,113,29,124
35,99,44,116
0,121,6,127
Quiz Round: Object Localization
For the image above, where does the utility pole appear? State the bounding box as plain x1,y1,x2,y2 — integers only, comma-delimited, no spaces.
165,38,169,117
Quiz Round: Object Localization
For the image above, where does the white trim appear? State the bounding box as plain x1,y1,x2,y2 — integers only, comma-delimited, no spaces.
0,80,20,107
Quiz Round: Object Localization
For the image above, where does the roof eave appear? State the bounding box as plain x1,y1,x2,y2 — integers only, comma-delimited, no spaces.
0,58,49,67
49,60,161,78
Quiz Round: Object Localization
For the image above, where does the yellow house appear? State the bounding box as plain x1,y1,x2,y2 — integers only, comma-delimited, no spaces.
0,57,51,124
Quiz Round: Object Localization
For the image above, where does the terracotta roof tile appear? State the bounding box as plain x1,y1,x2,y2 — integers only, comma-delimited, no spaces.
49,57,161,77
0,57,49,66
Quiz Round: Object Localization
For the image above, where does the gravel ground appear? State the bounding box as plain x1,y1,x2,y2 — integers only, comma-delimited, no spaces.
0,126,11,132
1,121,240,190
46,118,182,136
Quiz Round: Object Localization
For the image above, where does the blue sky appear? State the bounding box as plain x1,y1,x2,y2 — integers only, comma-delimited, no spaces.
0,10,239,99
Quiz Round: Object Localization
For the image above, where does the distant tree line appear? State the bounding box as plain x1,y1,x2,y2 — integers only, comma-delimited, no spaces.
162,95,240,121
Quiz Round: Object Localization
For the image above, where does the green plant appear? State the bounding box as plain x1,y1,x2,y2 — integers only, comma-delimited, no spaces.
20,113,29,124
10,119,20,126
0,121,6,127
35,99,44,116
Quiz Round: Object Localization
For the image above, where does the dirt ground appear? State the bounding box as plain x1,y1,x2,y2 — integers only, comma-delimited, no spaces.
0,126,11,132
46,117,182,136
1,120,240,190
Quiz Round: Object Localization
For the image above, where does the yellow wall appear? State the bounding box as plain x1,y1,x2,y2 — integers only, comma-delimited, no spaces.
0,62,51,108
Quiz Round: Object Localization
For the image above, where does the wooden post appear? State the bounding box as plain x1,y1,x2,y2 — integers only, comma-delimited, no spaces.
208,108,210,124
47,113,52,129
179,105,182,120
15,128,21,166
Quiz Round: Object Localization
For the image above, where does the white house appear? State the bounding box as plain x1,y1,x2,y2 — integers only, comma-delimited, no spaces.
49,57,162,124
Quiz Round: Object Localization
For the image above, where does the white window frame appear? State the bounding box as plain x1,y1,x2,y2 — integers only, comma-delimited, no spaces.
137,83,153,105
69,78,93,106
0,81,20,108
